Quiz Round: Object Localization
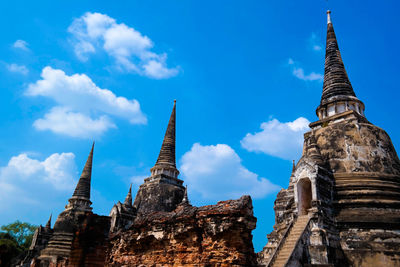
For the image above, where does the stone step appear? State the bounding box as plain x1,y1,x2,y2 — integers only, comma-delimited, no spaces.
47,244,72,248
287,235,302,240
48,242,72,245
47,241,72,246
49,239,72,243
290,231,303,234
271,217,310,267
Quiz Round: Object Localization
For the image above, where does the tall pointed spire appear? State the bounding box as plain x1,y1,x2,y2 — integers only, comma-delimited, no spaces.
66,143,94,211
291,160,296,175
155,100,176,168
45,214,52,230
134,100,184,214
181,185,189,205
72,142,94,199
321,10,355,104
316,11,365,120
124,184,132,206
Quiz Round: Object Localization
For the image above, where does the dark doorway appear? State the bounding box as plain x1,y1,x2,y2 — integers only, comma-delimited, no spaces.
297,178,312,215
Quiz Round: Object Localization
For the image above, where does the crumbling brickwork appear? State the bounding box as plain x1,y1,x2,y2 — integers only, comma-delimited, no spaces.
107,196,257,266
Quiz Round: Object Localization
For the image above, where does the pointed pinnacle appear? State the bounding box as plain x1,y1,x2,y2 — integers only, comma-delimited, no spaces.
292,160,296,173
45,214,52,229
155,101,176,168
320,10,355,104
182,185,189,205
72,142,94,199
327,10,331,24
124,184,133,206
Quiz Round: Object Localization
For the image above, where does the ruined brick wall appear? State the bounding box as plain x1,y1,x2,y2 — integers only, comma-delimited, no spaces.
106,195,257,266
68,214,110,267
313,119,400,175
312,115,400,266
31,214,110,267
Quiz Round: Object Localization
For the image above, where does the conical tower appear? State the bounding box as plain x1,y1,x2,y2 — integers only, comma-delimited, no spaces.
150,100,179,178
260,11,400,266
181,185,190,205
133,101,185,214
124,184,132,206
45,214,52,230
65,143,94,212
316,11,365,120
109,184,136,232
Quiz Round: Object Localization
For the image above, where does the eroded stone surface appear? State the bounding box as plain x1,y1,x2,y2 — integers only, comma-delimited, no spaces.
107,196,257,266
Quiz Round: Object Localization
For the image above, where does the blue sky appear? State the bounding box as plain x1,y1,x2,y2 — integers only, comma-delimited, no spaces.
0,1,399,252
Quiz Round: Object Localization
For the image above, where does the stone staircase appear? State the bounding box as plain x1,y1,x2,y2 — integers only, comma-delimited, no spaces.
39,232,74,258
271,215,310,267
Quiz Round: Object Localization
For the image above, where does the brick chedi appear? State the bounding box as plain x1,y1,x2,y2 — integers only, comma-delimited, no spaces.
258,11,400,267
26,143,111,267
107,101,258,266
109,184,136,232
133,100,186,214
19,215,53,266
19,10,400,266
21,101,258,267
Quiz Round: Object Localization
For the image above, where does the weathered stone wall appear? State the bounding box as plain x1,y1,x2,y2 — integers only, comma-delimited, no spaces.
313,117,400,175
340,229,400,267
31,213,110,267
257,184,295,264
68,214,110,267
312,114,400,266
107,196,257,266
133,176,185,214
313,115,400,223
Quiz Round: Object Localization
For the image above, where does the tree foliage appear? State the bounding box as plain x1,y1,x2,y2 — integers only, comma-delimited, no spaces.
0,221,37,250
0,232,23,267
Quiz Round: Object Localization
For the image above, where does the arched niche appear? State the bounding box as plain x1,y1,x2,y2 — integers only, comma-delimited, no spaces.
297,178,312,215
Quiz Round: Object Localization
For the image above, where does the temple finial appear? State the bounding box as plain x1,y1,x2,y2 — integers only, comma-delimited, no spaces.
321,10,354,102
316,11,365,120
72,142,94,199
182,185,189,205
124,184,133,206
327,10,332,24
66,143,94,211
155,101,176,168
318,10,358,108
45,214,52,229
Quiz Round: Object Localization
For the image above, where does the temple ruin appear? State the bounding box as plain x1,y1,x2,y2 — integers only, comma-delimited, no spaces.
258,11,400,267
19,10,400,267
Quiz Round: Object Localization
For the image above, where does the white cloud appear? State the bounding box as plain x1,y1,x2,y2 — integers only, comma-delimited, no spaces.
313,45,322,51
130,175,147,187
13,39,29,51
288,58,323,82
0,152,79,225
143,57,179,79
180,143,280,202
309,33,322,51
68,12,179,79
7,63,29,75
1,153,77,190
241,117,310,161
26,66,146,138
33,107,116,138
0,152,78,222
292,68,323,81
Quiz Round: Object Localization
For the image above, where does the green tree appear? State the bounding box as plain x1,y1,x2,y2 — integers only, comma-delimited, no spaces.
0,221,37,250
0,232,23,267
